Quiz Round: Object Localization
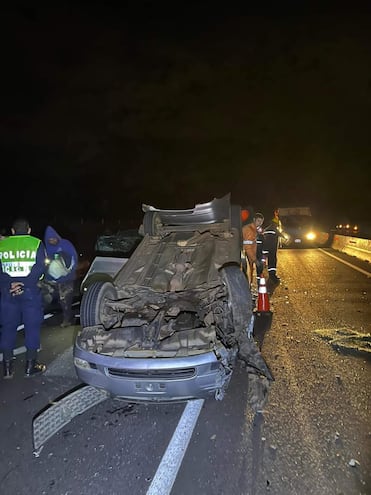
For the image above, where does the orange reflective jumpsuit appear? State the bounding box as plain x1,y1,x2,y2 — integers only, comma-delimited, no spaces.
242,221,257,280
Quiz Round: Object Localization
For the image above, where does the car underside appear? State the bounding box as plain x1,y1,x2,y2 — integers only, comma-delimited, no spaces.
74,194,272,405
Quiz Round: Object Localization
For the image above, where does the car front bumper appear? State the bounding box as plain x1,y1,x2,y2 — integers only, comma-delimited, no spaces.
73,344,234,402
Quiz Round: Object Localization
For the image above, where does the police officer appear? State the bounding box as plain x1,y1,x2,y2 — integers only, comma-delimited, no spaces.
0,218,46,378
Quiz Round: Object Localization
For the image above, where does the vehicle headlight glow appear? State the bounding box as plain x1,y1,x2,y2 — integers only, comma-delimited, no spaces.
305,231,316,241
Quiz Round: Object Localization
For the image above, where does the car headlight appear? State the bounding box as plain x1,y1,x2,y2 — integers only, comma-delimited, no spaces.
74,357,91,369
305,231,316,241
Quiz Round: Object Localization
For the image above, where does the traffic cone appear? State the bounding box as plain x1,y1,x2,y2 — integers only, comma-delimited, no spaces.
257,275,270,312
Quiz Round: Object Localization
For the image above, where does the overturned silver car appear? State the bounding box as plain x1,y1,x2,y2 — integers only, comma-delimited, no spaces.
74,195,272,403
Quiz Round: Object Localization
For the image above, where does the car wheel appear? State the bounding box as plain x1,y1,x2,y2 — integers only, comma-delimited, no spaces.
221,264,252,333
80,281,118,328
143,211,162,235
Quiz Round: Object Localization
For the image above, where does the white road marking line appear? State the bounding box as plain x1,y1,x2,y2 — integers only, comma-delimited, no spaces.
0,345,28,362
73,300,80,318
146,399,204,495
319,249,371,277
14,346,27,356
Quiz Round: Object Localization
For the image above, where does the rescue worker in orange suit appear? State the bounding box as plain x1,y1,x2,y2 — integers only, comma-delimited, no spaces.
263,209,284,283
241,206,258,285
0,218,46,379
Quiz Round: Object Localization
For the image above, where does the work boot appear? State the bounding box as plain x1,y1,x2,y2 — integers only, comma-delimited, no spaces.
269,274,280,283
3,360,14,379
24,360,46,377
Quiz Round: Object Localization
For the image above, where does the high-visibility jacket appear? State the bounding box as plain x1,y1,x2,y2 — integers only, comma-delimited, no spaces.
0,235,41,277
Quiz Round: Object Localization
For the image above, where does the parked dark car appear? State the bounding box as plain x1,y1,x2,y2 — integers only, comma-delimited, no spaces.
74,194,272,403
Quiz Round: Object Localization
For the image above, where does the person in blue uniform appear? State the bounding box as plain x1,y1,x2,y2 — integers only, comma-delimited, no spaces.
0,229,8,333
254,212,265,284
263,209,284,283
0,218,46,379
43,226,78,327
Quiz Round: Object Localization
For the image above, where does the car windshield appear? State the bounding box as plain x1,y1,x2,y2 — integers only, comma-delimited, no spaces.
281,215,312,228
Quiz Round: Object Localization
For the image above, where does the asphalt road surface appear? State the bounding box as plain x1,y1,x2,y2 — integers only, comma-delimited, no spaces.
0,248,370,495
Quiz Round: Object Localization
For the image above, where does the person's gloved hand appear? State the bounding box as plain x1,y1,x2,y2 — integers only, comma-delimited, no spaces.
10,282,24,296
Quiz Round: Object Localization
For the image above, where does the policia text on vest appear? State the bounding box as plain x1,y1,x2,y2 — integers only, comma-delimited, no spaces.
0,236,40,277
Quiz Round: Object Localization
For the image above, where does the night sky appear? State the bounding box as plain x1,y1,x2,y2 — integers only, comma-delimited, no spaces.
2,2,371,231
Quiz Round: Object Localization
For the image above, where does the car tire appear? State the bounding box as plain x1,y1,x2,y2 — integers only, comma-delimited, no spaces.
221,264,252,333
80,281,118,328
143,211,162,235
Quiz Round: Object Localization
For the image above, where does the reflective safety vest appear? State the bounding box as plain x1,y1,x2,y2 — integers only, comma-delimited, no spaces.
0,235,41,277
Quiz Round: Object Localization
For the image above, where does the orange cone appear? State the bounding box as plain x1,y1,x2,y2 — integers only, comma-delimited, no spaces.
257,275,270,312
